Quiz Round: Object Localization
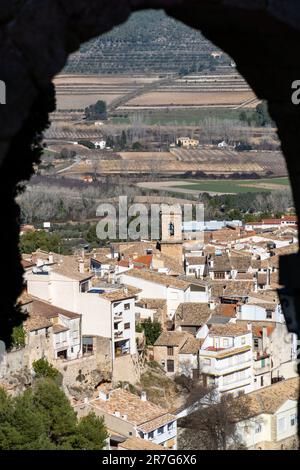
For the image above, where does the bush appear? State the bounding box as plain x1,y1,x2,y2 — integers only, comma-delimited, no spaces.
32,359,62,385
11,325,26,348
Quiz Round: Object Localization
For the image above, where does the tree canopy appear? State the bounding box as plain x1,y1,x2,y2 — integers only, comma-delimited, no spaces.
0,379,108,450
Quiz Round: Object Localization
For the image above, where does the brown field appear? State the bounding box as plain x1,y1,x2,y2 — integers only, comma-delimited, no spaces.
126,91,256,107
65,159,264,175
55,94,123,110
118,151,177,161
54,74,161,85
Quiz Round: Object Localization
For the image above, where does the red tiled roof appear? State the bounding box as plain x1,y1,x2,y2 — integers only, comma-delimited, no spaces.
133,254,152,268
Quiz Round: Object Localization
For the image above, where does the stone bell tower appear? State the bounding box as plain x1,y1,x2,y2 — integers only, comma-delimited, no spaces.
157,204,183,266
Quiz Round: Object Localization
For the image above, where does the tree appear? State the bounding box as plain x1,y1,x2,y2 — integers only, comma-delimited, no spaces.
132,141,143,151
32,359,62,385
120,130,127,149
20,230,62,254
255,101,273,127
178,388,249,450
11,325,26,348
70,413,108,450
137,319,162,345
85,100,107,120
60,148,76,159
0,380,108,450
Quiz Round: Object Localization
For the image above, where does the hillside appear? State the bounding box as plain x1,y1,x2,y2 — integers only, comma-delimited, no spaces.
64,10,231,74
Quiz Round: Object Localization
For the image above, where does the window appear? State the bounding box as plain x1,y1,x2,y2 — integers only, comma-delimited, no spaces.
255,422,262,434
254,338,259,349
148,431,154,440
215,272,225,279
80,281,89,293
124,303,130,310
260,376,264,387
158,426,164,435
203,358,211,366
223,338,229,348
167,346,174,356
167,360,174,373
290,414,296,427
241,336,246,345
266,310,272,319
124,322,130,330
168,422,174,431
277,417,286,434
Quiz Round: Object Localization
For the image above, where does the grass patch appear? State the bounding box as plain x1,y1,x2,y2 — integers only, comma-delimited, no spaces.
172,177,290,194
110,108,258,126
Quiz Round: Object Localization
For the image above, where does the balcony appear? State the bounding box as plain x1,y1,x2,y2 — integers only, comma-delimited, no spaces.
114,314,123,321
219,375,252,393
114,331,123,340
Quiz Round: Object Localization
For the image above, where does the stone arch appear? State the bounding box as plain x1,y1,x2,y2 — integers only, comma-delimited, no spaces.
0,2,300,359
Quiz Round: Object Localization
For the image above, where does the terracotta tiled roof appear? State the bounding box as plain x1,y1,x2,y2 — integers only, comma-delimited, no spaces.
87,389,176,433
240,378,299,418
179,335,203,354
133,255,152,268
175,303,212,327
215,303,237,318
185,256,206,265
27,298,80,319
52,324,69,333
154,331,188,347
118,437,164,451
230,255,251,272
101,286,141,302
209,323,249,337
24,314,52,333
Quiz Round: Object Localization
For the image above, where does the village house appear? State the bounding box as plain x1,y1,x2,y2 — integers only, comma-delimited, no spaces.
244,215,297,231
120,269,211,320
22,297,82,361
184,255,207,278
175,137,199,148
26,255,138,362
199,323,254,397
153,330,202,379
174,302,212,338
74,388,177,449
236,378,298,450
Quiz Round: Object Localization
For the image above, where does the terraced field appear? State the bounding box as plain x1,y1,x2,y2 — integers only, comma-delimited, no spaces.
53,74,161,111
171,177,290,194
136,177,290,195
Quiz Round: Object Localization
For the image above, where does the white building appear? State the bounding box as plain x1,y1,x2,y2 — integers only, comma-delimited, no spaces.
26,256,137,361
120,269,211,320
74,388,177,449
94,139,106,149
237,378,298,450
200,323,254,397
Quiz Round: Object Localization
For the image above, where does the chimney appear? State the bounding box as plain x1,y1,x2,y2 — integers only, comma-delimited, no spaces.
114,411,121,418
247,322,252,331
209,301,216,310
141,391,147,402
266,268,271,287
48,253,54,264
124,287,128,295
84,397,89,404
262,326,268,351
78,259,85,273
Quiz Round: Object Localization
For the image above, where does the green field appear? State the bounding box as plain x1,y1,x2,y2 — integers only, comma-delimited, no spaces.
173,177,290,194
110,108,258,126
